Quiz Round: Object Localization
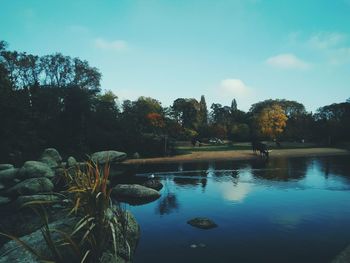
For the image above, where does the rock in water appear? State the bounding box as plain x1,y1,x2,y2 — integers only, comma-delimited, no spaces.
112,184,160,205
6,177,54,196
187,217,218,229
91,150,127,165
142,179,163,191
19,161,54,179
0,164,14,171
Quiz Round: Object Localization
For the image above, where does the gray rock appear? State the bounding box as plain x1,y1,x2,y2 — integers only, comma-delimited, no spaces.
14,194,61,209
19,161,54,179
39,148,62,168
0,218,76,263
112,184,160,205
332,244,350,263
0,164,14,171
142,180,163,191
7,177,54,196
91,150,127,165
187,217,218,229
0,196,11,206
0,210,140,263
0,168,19,183
67,156,77,167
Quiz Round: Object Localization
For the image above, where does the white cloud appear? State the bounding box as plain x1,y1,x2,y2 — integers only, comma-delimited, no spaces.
221,183,251,202
266,53,310,70
219,78,252,97
308,32,346,50
94,38,128,51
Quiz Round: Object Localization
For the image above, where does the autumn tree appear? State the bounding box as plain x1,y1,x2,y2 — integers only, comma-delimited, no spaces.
257,104,288,140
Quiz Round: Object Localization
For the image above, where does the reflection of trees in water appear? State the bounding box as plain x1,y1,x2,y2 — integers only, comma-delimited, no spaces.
173,177,207,188
156,192,179,215
156,180,180,215
317,155,350,179
250,157,309,181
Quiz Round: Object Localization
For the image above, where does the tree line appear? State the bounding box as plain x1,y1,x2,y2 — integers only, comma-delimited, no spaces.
1,41,349,163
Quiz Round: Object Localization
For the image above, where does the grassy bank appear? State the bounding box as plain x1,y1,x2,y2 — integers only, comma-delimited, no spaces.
126,147,349,165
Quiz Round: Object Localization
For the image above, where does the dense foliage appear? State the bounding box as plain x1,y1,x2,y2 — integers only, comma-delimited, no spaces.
1,40,349,163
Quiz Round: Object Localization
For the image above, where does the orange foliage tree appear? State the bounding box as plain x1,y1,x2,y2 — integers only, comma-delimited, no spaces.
146,112,165,129
257,104,288,140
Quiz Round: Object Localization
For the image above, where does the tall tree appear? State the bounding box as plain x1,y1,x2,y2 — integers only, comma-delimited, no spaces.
231,99,237,112
199,95,208,126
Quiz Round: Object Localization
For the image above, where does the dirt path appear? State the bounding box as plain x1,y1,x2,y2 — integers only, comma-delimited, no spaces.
125,148,349,165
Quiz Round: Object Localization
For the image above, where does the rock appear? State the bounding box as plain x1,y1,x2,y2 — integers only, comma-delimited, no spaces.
112,184,160,205
14,194,61,209
19,161,54,179
39,148,62,163
187,217,218,229
39,148,62,168
0,196,11,206
91,150,127,165
67,156,77,167
7,177,54,197
0,168,19,183
142,180,163,191
332,244,350,263
0,164,14,171
0,217,77,263
0,210,140,263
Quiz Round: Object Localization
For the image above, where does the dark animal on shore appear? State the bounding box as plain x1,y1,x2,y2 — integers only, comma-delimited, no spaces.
252,141,270,158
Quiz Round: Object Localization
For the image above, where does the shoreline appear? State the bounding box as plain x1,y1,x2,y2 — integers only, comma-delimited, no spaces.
125,148,350,165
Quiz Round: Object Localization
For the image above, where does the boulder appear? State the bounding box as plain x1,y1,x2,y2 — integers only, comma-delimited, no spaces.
39,148,62,168
6,177,54,197
91,150,127,165
0,210,140,263
142,179,163,191
332,244,350,263
14,194,61,209
0,164,14,171
67,156,77,167
19,161,54,179
0,168,19,183
0,217,77,263
187,217,218,229
112,184,160,205
0,196,11,206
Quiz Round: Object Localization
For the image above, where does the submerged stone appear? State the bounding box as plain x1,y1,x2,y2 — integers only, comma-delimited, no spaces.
187,217,218,229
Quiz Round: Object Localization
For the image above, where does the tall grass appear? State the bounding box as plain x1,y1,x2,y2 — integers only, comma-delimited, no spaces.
1,161,130,263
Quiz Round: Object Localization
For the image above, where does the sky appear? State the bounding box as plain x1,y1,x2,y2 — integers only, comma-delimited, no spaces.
1,0,350,112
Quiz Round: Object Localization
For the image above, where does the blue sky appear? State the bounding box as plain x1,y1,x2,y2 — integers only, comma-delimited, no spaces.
1,0,350,112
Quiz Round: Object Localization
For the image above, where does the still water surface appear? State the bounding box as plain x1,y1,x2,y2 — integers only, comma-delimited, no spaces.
122,155,350,263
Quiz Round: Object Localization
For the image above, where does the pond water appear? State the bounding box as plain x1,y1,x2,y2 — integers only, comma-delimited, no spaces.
122,155,350,263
